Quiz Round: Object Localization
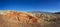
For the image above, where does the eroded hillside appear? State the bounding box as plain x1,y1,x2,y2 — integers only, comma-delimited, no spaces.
0,10,60,27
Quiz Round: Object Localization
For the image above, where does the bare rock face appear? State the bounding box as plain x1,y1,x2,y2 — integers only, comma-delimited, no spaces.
31,12,60,27
0,11,39,27
0,10,60,27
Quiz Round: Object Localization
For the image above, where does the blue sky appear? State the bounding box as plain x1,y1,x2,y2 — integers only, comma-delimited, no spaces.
0,0,60,12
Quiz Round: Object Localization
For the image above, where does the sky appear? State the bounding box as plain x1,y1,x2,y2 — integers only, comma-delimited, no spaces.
0,0,60,12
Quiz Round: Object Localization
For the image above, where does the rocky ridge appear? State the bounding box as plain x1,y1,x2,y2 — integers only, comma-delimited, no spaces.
0,10,60,27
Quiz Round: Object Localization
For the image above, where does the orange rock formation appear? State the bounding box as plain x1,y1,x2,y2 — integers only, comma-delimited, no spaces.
1,11,37,23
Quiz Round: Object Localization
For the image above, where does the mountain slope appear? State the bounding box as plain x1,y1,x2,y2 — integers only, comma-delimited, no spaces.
0,10,60,27
29,11,60,27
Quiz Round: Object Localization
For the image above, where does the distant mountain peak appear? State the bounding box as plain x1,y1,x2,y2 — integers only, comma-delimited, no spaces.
54,12,60,14
29,11,52,14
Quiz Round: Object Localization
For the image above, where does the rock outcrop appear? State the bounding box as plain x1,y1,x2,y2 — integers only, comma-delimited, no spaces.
30,12,60,27
0,10,60,27
0,11,39,27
